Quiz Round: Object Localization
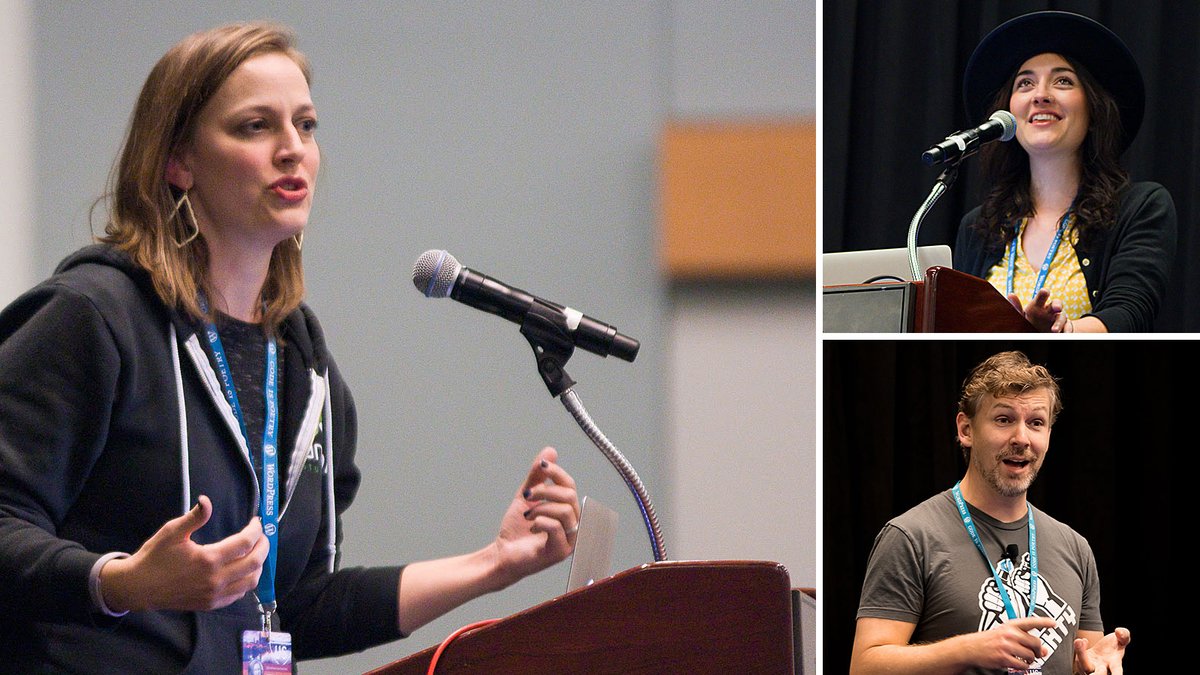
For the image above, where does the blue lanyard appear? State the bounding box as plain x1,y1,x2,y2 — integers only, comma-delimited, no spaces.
1005,210,1072,299
200,298,280,621
951,482,1038,620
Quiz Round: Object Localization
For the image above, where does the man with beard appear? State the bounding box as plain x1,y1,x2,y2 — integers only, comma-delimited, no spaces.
849,351,1130,675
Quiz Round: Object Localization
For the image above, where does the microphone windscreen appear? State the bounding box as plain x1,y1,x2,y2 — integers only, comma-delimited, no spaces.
412,250,462,298
992,110,1017,142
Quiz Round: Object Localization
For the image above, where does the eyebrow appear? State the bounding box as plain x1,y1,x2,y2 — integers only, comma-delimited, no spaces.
1015,66,1077,79
989,401,1049,415
227,102,317,117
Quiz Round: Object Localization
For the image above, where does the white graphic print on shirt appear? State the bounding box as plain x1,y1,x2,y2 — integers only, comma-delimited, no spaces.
976,553,1078,669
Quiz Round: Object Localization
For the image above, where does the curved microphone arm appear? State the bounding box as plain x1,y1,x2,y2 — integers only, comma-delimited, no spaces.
906,162,961,281
560,388,666,562
516,300,665,562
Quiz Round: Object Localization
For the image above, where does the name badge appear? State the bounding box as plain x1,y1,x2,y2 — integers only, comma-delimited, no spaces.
242,630,292,674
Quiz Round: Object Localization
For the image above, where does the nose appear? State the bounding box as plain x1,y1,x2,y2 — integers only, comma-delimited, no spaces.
1031,80,1053,106
1011,422,1031,448
275,125,306,166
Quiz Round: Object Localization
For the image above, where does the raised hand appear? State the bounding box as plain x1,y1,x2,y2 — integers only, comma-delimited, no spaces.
492,447,580,586
1073,628,1130,675
100,495,270,613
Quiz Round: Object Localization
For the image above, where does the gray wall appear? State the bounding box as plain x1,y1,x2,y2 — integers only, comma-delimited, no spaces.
0,0,33,300
663,0,816,602
21,1,811,670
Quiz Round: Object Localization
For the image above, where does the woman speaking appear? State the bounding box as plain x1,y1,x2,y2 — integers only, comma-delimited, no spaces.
953,11,1176,332
0,23,580,671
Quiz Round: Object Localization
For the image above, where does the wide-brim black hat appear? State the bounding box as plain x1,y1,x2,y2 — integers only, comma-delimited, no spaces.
963,11,1144,151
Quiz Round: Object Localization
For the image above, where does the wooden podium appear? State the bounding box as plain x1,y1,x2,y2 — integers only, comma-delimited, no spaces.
915,266,1036,332
824,266,1036,332
367,560,795,674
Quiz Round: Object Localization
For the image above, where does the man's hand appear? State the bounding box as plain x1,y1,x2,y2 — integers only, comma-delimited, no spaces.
1073,628,1130,675
962,616,1057,670
851,615,1057,675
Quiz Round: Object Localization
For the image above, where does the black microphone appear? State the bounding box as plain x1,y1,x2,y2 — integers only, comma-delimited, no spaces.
1004,544,1020,563
922,110,1017,166
412,249,640,362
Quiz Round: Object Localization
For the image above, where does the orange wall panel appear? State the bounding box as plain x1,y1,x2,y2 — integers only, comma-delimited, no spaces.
660,120,815,279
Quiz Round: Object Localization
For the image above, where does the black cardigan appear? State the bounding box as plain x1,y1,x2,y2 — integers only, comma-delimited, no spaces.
953,182,1177,332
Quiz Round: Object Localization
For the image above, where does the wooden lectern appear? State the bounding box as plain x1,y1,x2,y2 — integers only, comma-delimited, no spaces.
367,560,795,674
916,266,1036,332
824,266,1036,332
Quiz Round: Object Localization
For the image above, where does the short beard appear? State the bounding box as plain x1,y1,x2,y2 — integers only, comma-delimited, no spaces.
975,451,1039,498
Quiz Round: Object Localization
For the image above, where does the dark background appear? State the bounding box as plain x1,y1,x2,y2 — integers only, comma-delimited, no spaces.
823,340,1180,672
823,0,1200,331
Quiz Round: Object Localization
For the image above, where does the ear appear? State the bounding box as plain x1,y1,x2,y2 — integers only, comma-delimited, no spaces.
955,412,973,449
165,155,193,191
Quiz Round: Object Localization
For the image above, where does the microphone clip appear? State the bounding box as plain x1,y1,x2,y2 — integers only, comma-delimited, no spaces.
520,300,578,398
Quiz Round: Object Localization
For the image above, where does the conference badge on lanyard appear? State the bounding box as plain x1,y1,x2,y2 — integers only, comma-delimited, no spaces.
951,483,1041,674
198,296,292,669
241,629,292,674
1006,209,1072,300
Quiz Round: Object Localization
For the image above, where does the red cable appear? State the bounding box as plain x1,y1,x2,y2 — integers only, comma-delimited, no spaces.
426,619,501,675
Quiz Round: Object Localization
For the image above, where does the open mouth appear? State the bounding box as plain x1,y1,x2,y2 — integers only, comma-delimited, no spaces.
270,177,308,202
1029,113,1061,123
1002,458,1032,469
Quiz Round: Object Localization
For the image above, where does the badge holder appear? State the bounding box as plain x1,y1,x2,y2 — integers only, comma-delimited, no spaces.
201,306,291,673
241,628,292,674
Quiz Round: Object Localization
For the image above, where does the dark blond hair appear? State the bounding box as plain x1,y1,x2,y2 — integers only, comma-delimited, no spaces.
958,351,1061,460
959,351,1062,420
101,22,311,332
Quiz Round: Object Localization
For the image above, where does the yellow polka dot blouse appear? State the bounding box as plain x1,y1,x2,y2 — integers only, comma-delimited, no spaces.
985,217,1093,320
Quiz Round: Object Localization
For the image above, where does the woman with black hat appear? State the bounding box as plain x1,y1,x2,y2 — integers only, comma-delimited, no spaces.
953,11,1176,333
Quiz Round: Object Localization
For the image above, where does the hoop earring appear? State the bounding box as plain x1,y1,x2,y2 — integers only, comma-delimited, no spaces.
293,231,304,251
168,190,200,248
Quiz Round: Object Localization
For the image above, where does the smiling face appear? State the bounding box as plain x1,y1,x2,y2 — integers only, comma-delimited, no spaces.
167,51,319,254
1008,52,1090,160
957,388,1052,499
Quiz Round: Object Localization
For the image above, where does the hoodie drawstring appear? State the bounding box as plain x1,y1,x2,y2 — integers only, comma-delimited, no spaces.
323,372,336,573
170,324,191,516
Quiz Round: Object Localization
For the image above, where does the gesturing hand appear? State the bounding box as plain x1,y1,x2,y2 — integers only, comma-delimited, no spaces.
964,616,1057,671
1073,628,1131,675
1007,289,1070,332
492,447,580,586
100,495,270,613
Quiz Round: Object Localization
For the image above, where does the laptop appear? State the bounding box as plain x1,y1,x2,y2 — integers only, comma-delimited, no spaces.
565,496,619,592
822,245,953,286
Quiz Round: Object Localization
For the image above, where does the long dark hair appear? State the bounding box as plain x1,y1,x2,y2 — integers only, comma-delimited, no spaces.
972,55,1128,250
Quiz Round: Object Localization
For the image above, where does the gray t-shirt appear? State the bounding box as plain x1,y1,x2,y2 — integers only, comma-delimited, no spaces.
857,489,1104,674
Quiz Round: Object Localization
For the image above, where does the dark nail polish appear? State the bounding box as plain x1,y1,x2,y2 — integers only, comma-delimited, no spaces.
523,509,532,518
522,488,532,499
540,460,549,469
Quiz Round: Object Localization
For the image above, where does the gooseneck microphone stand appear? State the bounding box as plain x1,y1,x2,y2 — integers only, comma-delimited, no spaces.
519,301,667,562
906,158,963,281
